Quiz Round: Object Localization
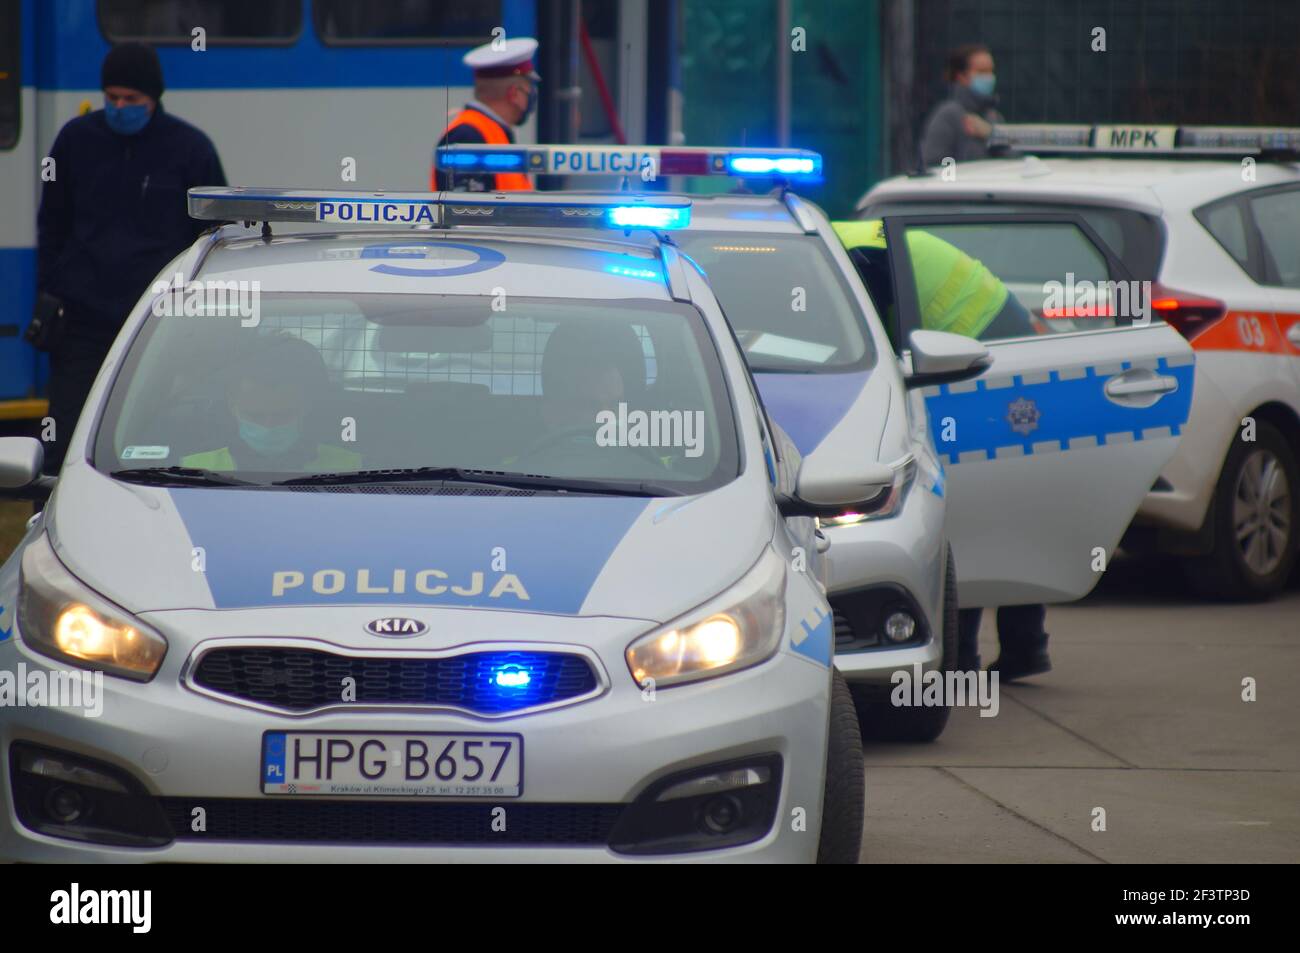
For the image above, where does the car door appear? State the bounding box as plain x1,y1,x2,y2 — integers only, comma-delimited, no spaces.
880,213,1195,606
1240,185,1300,392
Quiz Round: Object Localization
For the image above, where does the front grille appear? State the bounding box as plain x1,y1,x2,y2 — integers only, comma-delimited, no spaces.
191,648,599,713
162,798,623,845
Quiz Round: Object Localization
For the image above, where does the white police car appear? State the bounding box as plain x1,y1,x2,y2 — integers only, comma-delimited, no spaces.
0,188,879,862
861,124,1300,599
437,145,1196,738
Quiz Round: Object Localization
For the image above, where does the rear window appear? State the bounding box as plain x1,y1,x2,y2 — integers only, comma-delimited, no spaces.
859,200,1166,280
674,232,876,373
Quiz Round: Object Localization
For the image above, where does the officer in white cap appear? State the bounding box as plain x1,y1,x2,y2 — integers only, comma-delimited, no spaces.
433,36,540,191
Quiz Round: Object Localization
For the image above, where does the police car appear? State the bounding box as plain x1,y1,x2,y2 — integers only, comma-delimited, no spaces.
860,125,1300,599
0,188,888,862
436,144,1196,739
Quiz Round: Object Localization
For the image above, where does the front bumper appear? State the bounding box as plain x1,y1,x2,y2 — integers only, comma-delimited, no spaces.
823,478,948,687
0,631,830,863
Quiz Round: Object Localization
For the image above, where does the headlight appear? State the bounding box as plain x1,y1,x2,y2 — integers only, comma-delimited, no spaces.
17,534,167,681
626,548,786,688
817,455,917,528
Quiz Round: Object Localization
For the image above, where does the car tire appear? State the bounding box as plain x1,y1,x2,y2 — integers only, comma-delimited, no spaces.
1183,420,1298,601
816,667,865,864
851,544,958,743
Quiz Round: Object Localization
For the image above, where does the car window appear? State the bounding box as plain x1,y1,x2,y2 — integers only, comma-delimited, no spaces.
888,221,1133,343
673,232,875,372
95,294,739,491
860,200,1164,279
1248,189,1300,289
1194,197,1260,281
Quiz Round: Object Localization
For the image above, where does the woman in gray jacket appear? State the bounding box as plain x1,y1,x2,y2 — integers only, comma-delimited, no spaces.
919,44,1004,168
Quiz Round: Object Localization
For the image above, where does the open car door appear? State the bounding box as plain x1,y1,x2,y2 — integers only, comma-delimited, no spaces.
879,213,1195,606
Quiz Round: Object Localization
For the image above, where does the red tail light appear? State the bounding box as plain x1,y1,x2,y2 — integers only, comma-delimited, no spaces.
1149,282,1226,340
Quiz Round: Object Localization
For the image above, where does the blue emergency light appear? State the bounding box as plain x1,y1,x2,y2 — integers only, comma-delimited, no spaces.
187,187,691,230
436,144,824,181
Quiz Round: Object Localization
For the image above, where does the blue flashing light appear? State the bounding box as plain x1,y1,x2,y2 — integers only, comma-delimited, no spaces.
726,154,821,177
438,148,527,171
483,152,525,169
607,205,691,229
494,665,532,689
605,264,661,280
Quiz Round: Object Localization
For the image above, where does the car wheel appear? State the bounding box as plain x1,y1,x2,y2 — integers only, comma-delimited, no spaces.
1184,420,1298,601
816,667,865,864
851,543,958,743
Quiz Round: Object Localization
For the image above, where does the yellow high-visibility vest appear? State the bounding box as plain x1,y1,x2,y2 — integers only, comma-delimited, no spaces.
833,219,1009,339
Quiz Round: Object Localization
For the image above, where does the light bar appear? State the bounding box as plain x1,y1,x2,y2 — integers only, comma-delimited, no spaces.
187,187,691,230
436,144,823,180
988,124,1300,157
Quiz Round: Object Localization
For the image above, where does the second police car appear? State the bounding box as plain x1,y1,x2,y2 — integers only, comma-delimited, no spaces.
0,188,892,862
437,144,1198,740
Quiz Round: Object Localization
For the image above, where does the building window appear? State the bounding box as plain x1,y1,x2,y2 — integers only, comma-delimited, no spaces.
98,0,302,45
314,0,503,45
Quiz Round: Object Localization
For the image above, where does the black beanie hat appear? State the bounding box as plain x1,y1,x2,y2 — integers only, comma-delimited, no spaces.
101,43,164,100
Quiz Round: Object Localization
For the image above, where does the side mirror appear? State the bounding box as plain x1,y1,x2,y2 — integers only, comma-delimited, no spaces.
0,437,54,500
904,329,992,388
777,457,895,519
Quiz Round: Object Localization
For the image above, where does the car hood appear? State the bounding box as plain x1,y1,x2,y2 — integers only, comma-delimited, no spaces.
755,369,886,458
48,464,773,625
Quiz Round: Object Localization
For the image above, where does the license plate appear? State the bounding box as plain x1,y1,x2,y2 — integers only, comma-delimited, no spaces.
261,731,523,797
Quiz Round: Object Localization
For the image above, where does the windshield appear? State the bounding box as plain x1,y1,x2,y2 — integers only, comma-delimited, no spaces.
94,294,739,493
674,231,875,372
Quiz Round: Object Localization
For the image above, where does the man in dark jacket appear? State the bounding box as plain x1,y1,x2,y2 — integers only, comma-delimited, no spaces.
36,42,226,472
918,44,1004,169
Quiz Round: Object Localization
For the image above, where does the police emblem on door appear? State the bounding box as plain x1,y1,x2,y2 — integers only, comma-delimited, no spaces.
1006,397,1041,436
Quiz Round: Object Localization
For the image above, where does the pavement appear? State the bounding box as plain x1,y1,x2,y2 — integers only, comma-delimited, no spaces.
860,554,1300,863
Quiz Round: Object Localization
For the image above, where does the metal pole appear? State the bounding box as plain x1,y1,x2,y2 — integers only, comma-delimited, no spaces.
776,0,791,147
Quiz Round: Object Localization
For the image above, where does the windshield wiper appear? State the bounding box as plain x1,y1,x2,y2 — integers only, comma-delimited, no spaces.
111,466,260,487
274,466,683,497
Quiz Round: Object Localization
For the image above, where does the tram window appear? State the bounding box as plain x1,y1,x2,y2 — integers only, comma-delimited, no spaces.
315,0,503,45
98,0,301,45
0,0,18,150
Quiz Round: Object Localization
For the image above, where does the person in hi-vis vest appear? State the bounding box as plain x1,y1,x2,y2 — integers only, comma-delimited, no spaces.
433,37,540,191
183,335,361,474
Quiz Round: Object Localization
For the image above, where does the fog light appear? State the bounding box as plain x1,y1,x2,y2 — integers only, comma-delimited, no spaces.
45,786,84,823
701,794,744,834
883,610,917,643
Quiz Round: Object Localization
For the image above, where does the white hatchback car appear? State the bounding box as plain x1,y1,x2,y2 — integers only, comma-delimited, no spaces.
861,124,1300,599
0,188,884,863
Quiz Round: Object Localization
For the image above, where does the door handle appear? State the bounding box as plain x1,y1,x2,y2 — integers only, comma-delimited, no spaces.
1103,368,1180,408
1104,374,1179,398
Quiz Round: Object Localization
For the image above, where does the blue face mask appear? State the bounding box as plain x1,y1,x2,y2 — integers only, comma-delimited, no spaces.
237,417,300,456
969,73,996,97
104,101,151,135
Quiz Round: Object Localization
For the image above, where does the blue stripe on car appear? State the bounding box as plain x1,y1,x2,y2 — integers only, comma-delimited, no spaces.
791,606,833,666
168,490,648,612
755,371,870,457
924,358,1195,464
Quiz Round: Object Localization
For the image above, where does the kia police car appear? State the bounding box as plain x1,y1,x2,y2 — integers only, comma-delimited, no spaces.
437,145,1197,740
861,125,1300,600
0,188,879,863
